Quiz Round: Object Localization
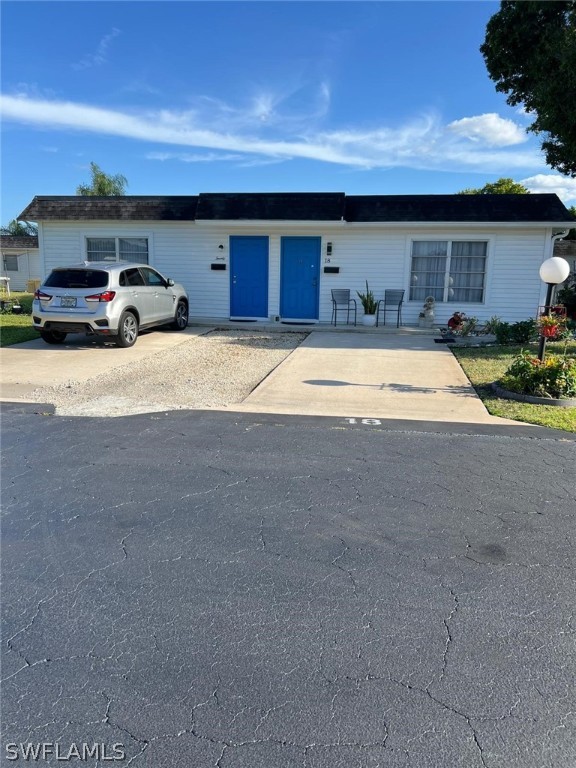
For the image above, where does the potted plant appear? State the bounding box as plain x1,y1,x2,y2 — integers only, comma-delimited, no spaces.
357,281,378,326
538,313,565,339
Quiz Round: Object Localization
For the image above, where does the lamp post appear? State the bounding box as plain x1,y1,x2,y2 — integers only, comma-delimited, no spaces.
537,256,570,362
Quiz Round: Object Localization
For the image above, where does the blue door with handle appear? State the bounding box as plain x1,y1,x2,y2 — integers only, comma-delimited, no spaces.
280,237,321,320
230,236,269,319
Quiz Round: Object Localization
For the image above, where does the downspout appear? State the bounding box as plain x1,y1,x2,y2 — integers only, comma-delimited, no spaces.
551,229,570,245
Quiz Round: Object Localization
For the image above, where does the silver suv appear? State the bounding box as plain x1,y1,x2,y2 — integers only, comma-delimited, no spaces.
33,262,189,347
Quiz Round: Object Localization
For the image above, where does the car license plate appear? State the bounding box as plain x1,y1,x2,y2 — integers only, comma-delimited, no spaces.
60,297,77,308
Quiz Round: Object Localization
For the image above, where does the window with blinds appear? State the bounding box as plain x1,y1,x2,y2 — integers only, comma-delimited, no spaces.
86,237,148,264
409,241,487,303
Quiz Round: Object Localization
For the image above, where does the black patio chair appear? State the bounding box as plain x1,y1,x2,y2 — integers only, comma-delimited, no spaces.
331,289,357,326
376,289,405,328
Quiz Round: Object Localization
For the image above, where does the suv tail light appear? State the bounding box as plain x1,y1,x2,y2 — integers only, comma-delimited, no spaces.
34,289,52,300
85,291,116,303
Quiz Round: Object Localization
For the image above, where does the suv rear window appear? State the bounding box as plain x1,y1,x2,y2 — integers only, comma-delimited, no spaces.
44,269,109,289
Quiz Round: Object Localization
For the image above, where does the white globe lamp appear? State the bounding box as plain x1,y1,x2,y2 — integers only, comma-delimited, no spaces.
538,256,570,361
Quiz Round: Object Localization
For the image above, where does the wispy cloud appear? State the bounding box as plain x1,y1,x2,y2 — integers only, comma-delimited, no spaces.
146,151,245,163
521,174,576,205
0,92,546,175
447,113,527,147
72,28,121,70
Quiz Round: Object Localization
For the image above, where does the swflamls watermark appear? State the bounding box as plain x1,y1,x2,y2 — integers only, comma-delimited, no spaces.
4,742,126,761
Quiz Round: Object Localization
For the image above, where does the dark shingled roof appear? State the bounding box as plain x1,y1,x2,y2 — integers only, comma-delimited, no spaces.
344,194,576,223
195,193,346,220
18,193,576,224
19,196,199,221
0,235,39,249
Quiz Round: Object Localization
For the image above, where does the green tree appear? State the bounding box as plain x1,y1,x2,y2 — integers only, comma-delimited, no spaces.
76,162,128,196
458,178,530,195
0,219,38,236
481,1,576,176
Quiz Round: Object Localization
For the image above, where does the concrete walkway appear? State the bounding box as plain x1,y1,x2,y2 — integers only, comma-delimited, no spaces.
234,331,514,424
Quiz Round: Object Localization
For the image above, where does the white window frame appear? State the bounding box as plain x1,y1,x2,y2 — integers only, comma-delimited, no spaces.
83,234,151,264
409,238,490,304
3,255,19,271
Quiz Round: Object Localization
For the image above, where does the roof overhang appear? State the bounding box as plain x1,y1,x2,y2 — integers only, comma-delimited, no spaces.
341,221,576,229
193,219,346,228
195,219,575,229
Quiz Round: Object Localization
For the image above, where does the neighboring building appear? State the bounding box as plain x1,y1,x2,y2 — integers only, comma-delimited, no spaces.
0,235,41,292
554,238,576,276
18,193,576,325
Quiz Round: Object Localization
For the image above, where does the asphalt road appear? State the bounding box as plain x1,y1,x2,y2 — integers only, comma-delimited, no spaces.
1,406,575,767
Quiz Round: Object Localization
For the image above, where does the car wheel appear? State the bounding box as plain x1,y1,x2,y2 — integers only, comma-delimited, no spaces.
115,311,138,348
172,300,189,330
40,330,67,345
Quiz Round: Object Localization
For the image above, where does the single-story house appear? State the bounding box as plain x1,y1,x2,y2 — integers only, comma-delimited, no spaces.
18,192,576,326
0,235,41,292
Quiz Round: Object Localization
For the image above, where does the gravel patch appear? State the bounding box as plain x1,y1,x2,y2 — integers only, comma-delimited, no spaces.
31,330,308,417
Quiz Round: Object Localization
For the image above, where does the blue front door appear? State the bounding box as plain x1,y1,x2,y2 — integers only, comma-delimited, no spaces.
280,237,321,320
230,236,269,318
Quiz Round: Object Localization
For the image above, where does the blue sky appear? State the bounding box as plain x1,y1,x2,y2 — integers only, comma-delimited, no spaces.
2,0,576,224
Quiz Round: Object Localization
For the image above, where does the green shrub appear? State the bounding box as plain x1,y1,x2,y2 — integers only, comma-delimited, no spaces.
483,316,502,334
487,317,538,345
493,321,512,344
509,318,538,344
501,350,576,399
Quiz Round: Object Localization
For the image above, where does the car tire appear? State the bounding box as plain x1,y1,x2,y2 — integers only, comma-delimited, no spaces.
115,311,138,348
40,330,67,345
171,300,189,331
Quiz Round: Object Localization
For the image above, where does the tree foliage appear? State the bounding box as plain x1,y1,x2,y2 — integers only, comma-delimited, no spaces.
481,1,576,176
459,178,530,195
0,219,38,236
76,162,128,196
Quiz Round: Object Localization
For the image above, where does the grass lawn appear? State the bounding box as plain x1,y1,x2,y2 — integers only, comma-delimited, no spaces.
0,292,39,347
452,341,576,433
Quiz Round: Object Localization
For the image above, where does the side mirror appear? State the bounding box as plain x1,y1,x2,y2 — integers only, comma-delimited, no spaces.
166,278,175,287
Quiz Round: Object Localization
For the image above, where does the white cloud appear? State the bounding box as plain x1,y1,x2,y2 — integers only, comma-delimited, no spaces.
521,174,576,205
72,28,121,70
448,113,527,147
0,93,546,175
146,151,245,163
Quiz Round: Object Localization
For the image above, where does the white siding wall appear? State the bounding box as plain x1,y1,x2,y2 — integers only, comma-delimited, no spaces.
39,221,552,324
1,249,41,291
487,229,550,322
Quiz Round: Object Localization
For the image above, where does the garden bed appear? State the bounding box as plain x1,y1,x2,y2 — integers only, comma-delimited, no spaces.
491,381,576,408
452,342,576,433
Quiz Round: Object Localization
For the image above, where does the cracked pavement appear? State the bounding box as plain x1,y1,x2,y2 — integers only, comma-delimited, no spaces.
1,407,575,767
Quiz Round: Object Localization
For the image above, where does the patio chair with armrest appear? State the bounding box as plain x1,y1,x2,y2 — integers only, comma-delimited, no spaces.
331,289,357,326
376,289,405,328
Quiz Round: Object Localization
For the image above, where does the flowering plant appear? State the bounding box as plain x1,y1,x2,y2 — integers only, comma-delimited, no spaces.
501,350,576,399
538,314,564,328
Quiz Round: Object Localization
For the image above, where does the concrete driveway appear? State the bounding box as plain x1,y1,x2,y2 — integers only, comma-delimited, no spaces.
237,331,514,425
0,328,207,401
2,327,513,425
